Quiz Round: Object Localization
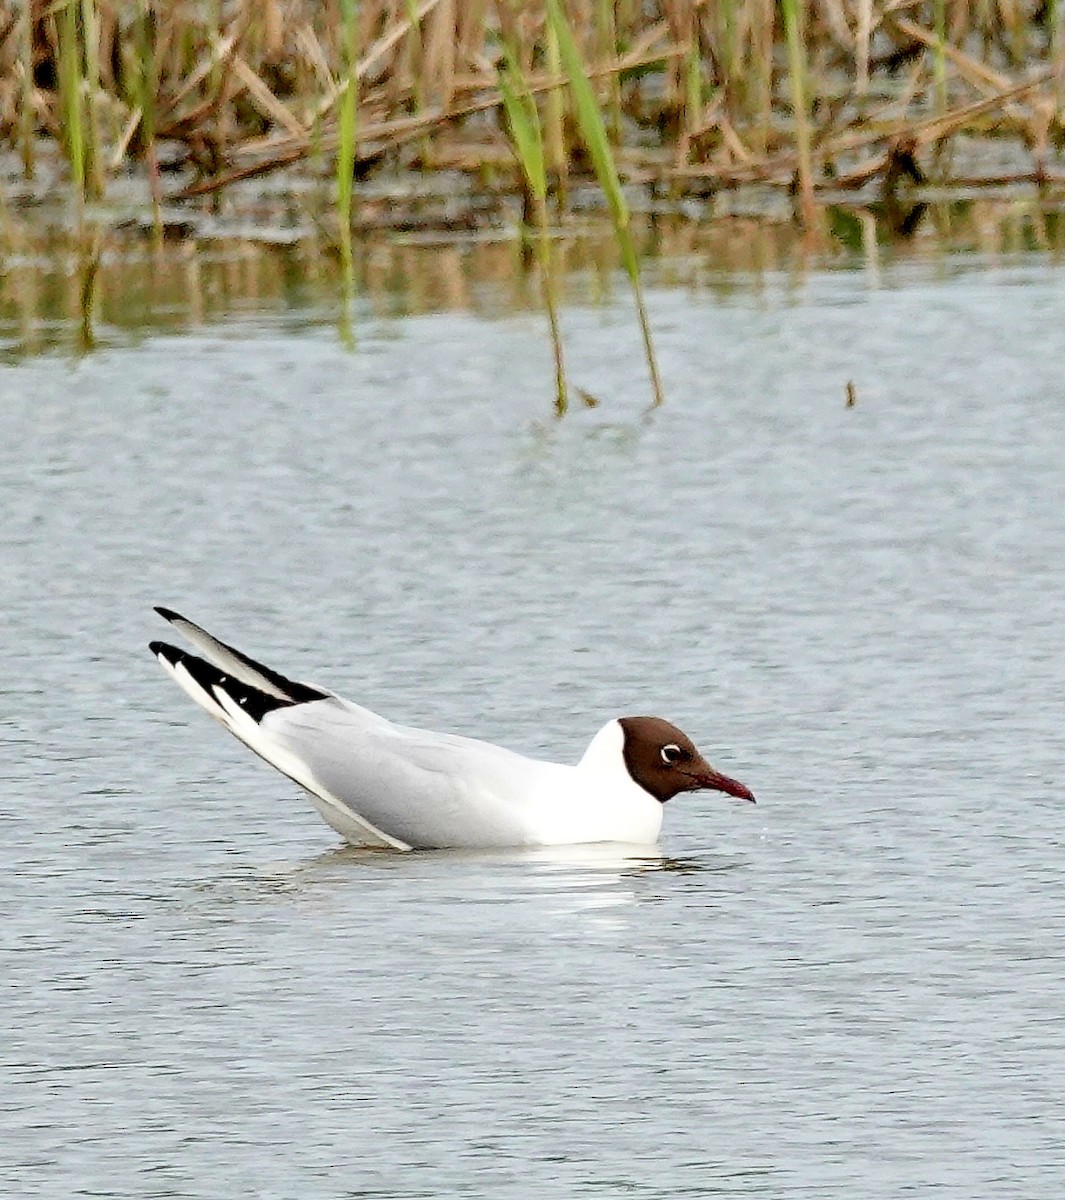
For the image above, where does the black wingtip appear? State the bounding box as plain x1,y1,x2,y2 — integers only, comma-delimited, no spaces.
155,606,182,623
149,639,178,662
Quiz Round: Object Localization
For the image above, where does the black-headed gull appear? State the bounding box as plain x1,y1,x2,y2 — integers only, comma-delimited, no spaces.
149,608,754,850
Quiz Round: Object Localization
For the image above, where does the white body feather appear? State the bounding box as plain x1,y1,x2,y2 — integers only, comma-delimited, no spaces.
153,621,663,851
258,701,662,850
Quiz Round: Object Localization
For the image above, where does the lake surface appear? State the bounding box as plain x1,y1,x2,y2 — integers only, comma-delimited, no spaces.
2,250,1064,1197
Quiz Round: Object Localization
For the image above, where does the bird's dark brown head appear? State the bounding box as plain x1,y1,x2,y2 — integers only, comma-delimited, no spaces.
618,716,755,804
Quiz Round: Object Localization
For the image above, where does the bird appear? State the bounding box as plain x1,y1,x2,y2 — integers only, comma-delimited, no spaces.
148,607,754,851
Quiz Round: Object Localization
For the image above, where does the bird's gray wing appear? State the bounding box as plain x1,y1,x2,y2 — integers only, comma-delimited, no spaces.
260,700,559,849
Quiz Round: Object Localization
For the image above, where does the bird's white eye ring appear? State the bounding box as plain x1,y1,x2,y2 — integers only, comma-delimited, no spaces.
660,743,683,765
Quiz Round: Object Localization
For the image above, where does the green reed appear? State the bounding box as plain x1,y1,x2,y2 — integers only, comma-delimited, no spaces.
336,0,359,292
57,0,86,204
781,0,815,228
499,46,568,415
546,0,663,407
80,0,103,197
684,42,703,140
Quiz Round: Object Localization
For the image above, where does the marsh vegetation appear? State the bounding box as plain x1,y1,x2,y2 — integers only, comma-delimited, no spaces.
2,1,1061,210
1,2,1063,400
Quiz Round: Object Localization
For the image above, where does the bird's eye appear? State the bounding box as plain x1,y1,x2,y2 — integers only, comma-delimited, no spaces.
660,743,684,766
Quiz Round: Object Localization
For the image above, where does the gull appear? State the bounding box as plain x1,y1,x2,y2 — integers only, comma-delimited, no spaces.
149,608,754,851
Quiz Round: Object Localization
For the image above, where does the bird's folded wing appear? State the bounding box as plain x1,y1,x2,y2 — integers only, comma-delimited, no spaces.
260,700,562,848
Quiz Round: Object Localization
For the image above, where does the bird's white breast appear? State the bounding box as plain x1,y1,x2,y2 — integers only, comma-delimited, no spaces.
524,720,663,846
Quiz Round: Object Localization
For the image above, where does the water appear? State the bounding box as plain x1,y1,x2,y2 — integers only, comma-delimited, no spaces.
3,257,1064,1197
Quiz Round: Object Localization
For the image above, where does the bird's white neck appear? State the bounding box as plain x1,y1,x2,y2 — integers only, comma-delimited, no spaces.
569,719,664,843
579,720,646,799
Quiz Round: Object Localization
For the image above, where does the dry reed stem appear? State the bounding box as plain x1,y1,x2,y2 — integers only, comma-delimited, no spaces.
176,33,681,199
0,0,1060,216
670,68,1055,188
232,54,304,135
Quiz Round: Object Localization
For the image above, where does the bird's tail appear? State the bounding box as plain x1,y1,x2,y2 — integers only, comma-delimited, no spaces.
148,610,406,850
152,607,327,704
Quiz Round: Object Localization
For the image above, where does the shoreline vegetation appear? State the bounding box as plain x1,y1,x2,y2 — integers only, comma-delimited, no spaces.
1,2,1064,400
1,1,1062,217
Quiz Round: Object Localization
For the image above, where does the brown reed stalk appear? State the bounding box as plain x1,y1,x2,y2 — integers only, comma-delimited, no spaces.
544,16,568,208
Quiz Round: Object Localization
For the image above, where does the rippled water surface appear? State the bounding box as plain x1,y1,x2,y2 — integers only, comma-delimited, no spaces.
3,257,1065,1197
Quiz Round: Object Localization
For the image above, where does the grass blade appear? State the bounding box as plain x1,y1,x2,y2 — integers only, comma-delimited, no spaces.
336,0,359,327
546,0,626,229
499,66,546,199
782,0,816,228
499,44,567,416
546,0,663,406
58,0,85,206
